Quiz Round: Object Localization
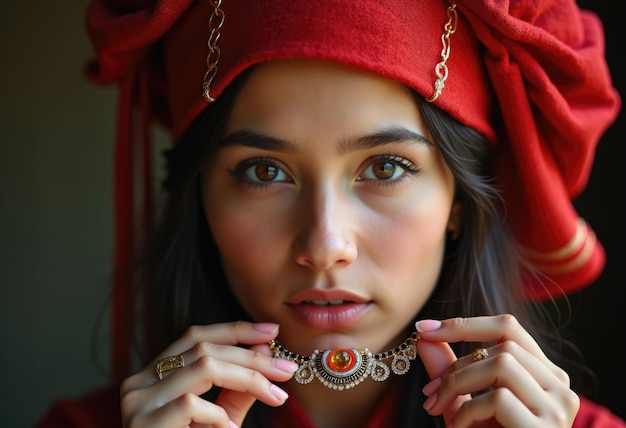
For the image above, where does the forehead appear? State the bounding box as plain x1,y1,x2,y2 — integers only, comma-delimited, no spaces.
225,59,427,139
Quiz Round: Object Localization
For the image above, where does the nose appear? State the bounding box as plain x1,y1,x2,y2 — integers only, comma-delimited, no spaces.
292,188,358,270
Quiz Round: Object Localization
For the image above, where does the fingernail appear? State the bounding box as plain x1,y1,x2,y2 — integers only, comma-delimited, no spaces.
274,358,299,373
423,392,437,411
254,323,279,333
270,384,289,402
422,377,441,396
415,319,442,332
229,422,239,428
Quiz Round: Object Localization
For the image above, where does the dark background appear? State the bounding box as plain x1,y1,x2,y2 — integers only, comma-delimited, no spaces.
562,0,626,420
0,1,623,426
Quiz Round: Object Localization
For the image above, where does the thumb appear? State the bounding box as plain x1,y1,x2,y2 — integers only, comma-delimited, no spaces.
416,334,456,379
416,321,471,423
214,390,258,427
214,344,288,427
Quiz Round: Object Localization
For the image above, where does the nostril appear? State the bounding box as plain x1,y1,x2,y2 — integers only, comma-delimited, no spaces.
293,244,357,270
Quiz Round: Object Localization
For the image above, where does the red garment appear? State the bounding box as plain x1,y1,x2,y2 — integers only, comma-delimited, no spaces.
271,384,398,427
85,0,621,302
36,387,121,428
84,0,621,381
36,384,626,427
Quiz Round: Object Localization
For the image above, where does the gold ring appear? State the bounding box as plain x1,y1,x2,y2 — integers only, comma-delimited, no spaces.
472,347,489,362
155,355,185,380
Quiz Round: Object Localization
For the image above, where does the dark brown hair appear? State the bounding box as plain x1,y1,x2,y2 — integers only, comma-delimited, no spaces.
125,66,578,427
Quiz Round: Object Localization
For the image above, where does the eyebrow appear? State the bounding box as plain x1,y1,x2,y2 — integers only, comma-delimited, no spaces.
219,126,431,154
338,127,431,154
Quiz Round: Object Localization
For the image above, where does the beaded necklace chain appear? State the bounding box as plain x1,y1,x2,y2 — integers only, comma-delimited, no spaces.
269,332,419,391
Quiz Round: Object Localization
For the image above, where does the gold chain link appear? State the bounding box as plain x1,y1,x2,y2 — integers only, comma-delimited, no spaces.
202,0,225,102
426,1,457,103
202,1,456,104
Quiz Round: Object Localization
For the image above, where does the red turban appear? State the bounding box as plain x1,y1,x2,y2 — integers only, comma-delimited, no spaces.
85,0,620,379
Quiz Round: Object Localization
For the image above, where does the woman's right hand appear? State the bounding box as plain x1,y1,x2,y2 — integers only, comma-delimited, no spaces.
120,321,298,428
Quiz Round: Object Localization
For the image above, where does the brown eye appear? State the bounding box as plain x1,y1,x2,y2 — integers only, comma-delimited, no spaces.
372,161,396,180
235,158,290,184
358,155,418,182
255,164,279,181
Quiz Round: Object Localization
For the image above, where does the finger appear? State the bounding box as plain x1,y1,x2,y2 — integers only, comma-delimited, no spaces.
456,340,570,391
131,392,233,428
123,322,280,391
428,346,551,416
177,341,297,383
451,387,538,428
249,343,273,357
427,340,579,425
415,330,471,424
129,340,298,390
215,388,283,427
415,334,456,380
123,355,292,422
159,321,281,361
416,315,554,367
213,343,293,425
159,355,290,408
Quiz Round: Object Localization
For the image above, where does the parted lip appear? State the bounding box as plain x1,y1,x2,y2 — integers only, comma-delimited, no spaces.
285,298,371,330
286,288,370,305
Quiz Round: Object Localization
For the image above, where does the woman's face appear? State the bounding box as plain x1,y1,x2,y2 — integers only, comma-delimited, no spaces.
202,60,457,354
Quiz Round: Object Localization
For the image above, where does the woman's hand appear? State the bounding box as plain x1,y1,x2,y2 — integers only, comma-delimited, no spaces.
120,321,298,428
415,314,580,427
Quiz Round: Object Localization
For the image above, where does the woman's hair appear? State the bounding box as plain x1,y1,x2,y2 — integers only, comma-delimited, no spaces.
127,65,582,425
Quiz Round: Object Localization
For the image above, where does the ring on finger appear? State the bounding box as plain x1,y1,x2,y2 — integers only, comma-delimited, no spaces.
472,347,489,362
155,354,185,380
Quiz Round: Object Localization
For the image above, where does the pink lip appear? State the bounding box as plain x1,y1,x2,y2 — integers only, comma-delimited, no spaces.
287,289,369,304
286,289,371,330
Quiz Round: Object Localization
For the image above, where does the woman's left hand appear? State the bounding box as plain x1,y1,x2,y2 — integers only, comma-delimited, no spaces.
415,314,580,427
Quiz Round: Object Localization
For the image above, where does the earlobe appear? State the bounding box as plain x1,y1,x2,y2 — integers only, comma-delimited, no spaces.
446,202,462,240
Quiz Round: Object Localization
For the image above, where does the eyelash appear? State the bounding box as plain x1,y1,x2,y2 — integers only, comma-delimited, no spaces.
360,155,420,183
228,154,421,189
228,156,290,190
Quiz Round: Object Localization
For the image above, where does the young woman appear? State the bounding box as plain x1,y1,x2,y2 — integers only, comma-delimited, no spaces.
38,0,625,426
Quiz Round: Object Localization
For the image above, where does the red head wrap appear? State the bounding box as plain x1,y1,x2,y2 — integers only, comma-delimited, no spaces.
85,0,620,379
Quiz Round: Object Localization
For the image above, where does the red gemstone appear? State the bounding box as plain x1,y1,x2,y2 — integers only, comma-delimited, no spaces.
326,349,356,372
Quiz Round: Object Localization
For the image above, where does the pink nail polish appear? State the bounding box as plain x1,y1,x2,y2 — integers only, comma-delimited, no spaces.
423,393,437,411
229,421,239,428
254,323,279,333
422,377,441,396
270,384,289,401
274,357,299,373
415,319,442,332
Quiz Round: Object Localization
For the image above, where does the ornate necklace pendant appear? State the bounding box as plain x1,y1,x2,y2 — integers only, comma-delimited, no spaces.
269,333,419,391
295,348,372,390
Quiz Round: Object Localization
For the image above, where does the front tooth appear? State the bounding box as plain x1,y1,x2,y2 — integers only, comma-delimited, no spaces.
328,300,344,305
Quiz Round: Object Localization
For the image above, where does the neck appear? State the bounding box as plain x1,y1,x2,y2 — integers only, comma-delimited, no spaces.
285,375,400,428
270,329,417,427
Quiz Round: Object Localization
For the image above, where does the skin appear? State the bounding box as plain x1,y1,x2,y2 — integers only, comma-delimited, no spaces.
119,60,580,428
204,59,455,356
202,59,456,426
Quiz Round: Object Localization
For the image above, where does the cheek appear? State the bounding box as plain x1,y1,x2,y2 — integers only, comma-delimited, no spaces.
203,169,288,276
368,174,452,260
367,212,447,322
204,205,288,316
375,210,447,280
364,180,453,301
